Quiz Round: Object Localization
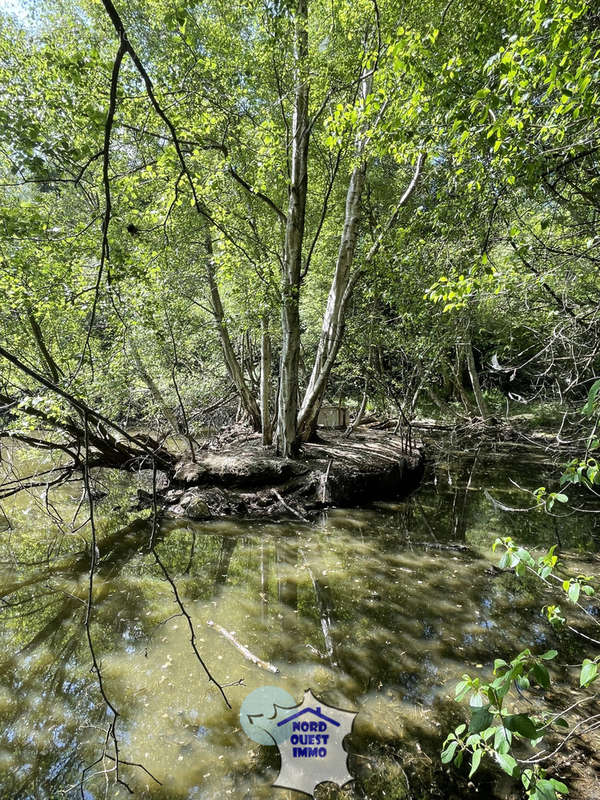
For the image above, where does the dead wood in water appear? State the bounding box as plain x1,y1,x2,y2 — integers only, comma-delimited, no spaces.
207,620,280,674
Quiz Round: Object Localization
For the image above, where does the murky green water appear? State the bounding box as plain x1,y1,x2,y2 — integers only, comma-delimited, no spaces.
0,441,598,799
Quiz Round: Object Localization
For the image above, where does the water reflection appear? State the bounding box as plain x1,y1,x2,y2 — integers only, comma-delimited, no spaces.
0,449,598,798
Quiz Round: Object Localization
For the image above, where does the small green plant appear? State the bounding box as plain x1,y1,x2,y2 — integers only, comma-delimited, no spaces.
559,454,600,490
532,487,569,512
443,646,569,800
443,538,599,800
558,380,600,492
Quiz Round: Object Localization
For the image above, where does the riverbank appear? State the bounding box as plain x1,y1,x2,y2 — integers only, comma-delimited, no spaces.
144,429,424,521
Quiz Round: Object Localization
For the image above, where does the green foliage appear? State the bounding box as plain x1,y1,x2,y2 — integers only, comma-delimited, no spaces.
445,535,599,799
1,0,598,431
532,487,569,512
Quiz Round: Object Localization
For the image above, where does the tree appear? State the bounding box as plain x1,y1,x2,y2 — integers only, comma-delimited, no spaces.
2,0,597,455
0,0,438,459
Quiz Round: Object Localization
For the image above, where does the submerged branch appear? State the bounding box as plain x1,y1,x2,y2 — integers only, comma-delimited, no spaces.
207,620,279,674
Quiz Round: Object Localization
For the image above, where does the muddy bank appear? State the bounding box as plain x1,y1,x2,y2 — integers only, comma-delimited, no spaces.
140,430,424,521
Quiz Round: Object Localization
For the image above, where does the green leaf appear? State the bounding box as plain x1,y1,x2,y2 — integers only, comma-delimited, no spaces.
469,691,486,707
532,662,550,689
469,748,482,777
494,725,511,753
540,650,558,660
490,671,512,698
496,752,519,777
516,675,530,690
504,713,538,739
535,778,562,800
469,706,494,733
481,726,496,741
441,740,458,763
582,380,600,415
522,768,534,790
515,547,535,565
580,659,598,687
568,582,580,604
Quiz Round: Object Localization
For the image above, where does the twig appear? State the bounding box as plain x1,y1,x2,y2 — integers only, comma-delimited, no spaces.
271,488,309,522
81,411,132,796
71,39,126,382
207,621,280,674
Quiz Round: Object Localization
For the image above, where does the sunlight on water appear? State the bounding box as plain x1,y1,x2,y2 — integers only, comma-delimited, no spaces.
0,446,598,798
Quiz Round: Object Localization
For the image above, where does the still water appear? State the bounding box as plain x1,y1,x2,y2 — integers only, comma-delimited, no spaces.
0,442,598,799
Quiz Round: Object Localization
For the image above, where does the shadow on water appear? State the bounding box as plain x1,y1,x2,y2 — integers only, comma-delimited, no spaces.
0,445,599,799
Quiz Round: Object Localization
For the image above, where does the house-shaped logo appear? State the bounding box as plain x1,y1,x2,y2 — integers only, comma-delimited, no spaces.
273,689,356,797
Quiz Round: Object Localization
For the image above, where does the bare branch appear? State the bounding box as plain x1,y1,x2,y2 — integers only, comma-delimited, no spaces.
70,40,126,382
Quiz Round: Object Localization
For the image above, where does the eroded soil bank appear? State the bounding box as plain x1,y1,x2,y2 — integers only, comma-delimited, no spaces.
142,430,424,521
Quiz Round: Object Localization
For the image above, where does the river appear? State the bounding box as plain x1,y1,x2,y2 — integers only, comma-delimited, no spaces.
0,439,598,799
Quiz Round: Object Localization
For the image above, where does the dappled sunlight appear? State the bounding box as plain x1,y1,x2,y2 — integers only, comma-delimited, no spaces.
0,449,597,796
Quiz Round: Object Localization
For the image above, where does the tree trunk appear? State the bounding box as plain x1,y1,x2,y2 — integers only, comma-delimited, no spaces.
277,0,309,457
298,138,425,441
0,344,176,475
204,231,262,431
345,337,374,436
346,383,369,436
25,305,62,384
260,316,273,446
464,338,490,420
297,71,374,441
298,139,369,441
427,386,448,414
451,347,474,412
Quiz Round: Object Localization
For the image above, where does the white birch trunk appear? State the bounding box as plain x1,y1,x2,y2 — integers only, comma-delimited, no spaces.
298,150,425,440
464,338,490,420
297,159,367,438
277,0,309,457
